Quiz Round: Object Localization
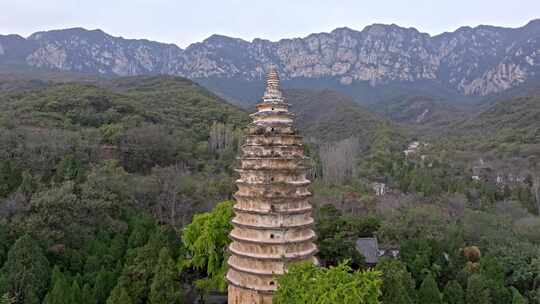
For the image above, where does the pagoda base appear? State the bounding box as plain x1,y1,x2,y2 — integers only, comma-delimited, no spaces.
228,285,273,304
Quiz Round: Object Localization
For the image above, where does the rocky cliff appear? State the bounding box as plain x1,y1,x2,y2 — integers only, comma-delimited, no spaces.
1,20,539,96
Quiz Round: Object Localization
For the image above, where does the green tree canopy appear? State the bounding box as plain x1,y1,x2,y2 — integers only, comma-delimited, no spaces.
274,262,382,304
0,235,50,304
181,200,234,292
375,258,416,304
149,248,182,304
315,204,379,268
0,293,15,304
466,274,490,304
443,280,465,304
106,287,132,304
511,287,526,304
418,274,442,304
43,266,72,304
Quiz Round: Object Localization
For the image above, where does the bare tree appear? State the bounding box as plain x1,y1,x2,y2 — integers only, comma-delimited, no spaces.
152,164,192,227
528,157,540,215
533,175,540,215
208,122,239,154
319,137,359,185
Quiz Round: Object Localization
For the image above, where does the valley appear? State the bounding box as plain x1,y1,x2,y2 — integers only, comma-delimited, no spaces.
0,17,539,304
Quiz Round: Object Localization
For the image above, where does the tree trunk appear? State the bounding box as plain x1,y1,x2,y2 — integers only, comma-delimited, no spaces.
533,175,540,215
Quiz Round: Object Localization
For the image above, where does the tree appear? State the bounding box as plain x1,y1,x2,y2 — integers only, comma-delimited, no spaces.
70,281,82,304
54,154,85,183
315,204,377,268
43,267,72,304
531,287,540,304
111,224,179,304
152,165,191,227
274,262,382,304
81,284,96,304
0,226,10,267
418,274,442,304
466,274,490,304
0,160,22,198
478,256,511,304
319,137,359,185
0,293,15,304
375,258,415,304
399,238,444,282
0,235,50,304
443,280,465,304
511,287,526,304
181,200,234,292
149,248,182,304
94,269,116,304
106,287,132,304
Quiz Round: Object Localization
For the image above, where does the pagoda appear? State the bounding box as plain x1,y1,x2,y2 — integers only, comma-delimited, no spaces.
226,68,318,304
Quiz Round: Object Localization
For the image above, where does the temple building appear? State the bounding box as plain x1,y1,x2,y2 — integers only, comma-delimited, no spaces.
226,68,318,304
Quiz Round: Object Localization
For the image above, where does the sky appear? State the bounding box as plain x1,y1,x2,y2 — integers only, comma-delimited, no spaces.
0,0,539,48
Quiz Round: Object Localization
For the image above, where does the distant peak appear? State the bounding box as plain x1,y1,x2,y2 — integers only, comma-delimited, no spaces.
28,27,108,40
361,23,420,36
525,18,540,28
331,27,357,34
202,34,247,44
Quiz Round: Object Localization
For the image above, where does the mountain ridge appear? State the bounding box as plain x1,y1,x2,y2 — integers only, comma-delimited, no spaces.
1,19,539,99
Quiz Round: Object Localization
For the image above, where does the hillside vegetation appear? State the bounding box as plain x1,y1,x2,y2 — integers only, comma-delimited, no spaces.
454,96,540,157
285,88,397,143
0,74,539,304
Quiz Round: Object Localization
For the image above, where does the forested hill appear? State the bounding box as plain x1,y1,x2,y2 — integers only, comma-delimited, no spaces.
284,88,399,144
369,95,467,129
438,95,540,161
0,75,249,213
0,75,248,130
0,72,539,303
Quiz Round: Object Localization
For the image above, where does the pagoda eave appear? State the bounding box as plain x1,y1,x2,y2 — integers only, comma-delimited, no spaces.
230,218,314,230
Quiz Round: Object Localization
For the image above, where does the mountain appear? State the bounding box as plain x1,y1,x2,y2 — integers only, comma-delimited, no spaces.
1,19,539,104
283,88,404,147
0,75,248,133
369,95,467,128
455,95,540,151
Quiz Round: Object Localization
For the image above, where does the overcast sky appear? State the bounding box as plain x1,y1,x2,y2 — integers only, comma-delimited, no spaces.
0,0,538,48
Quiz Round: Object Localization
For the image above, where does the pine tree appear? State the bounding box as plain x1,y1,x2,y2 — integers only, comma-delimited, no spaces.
0,160,22,198
418,274,442,304
0,293,15,304
43,269,72,304
81,284,96,304
0,226,10,269
375,258,416,304
511,287,526,304
94,269,115,304
109,234,126,261
106,287,132,304
443,280,465,304
115,243,161,303
466,274,490,304
71,281,82,303
0,235,50,304
149,248,182,304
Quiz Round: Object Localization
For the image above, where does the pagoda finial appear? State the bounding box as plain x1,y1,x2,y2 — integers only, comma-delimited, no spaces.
266,66,280,90
263,66,283,103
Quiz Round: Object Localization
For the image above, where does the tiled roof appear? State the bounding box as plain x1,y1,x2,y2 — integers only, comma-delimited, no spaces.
355,237,379,264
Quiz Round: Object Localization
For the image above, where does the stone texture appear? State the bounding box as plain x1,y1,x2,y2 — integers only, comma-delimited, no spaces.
1,20,540,96
226,68,318,304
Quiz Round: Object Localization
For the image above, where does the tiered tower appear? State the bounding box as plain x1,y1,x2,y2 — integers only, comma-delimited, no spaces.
227,68,318,304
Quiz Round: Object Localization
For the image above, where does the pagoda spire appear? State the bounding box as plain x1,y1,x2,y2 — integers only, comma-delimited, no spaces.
227,67,318,304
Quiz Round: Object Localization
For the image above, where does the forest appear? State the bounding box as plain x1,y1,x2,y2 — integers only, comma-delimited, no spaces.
0,75,539,304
